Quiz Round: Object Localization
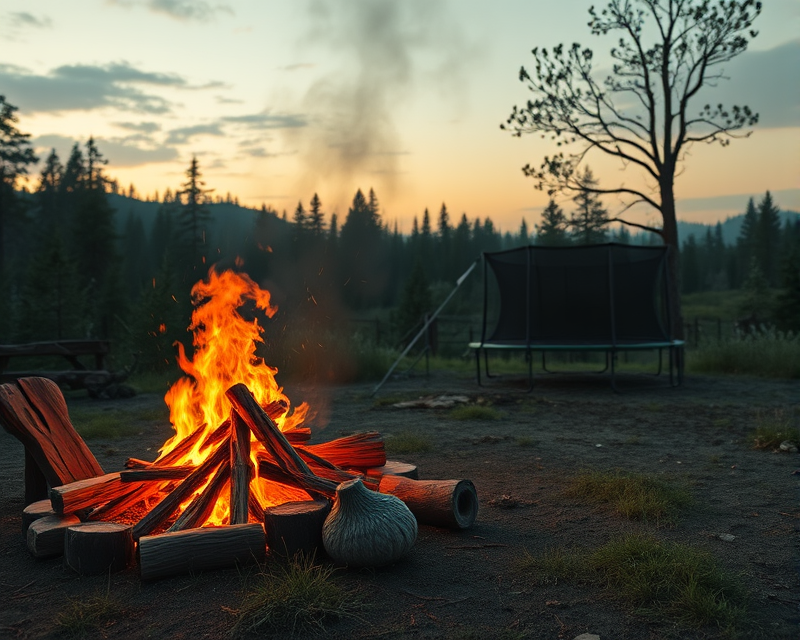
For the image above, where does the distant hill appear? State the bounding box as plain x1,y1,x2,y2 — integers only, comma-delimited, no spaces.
677,210,800,246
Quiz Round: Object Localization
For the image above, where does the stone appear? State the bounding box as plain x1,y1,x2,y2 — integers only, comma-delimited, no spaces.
718,533,736,542
779,440,798,453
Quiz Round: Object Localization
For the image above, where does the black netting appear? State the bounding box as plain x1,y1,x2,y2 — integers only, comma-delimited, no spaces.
482,244,671,346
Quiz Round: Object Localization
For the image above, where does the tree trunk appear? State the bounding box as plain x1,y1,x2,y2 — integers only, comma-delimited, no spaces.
660,183,684,340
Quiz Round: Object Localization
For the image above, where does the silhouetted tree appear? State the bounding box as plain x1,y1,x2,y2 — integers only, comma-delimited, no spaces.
774,249,800,333
0,96,37,274
535,199,570,246
569,167,608,244
308,193,325,237
177,156,213,273
756,191,782,287
503,0,762,336
396,258,432,341
339,189,386,308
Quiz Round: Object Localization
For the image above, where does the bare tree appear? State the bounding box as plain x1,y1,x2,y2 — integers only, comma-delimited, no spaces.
503,0,762,335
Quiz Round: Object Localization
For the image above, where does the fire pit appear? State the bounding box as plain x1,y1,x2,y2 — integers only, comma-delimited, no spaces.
2,268,478,579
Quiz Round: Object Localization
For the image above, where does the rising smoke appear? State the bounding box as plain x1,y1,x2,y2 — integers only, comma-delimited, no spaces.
289,0,471,206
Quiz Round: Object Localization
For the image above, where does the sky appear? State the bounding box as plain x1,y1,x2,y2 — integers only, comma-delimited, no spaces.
2,0,799,233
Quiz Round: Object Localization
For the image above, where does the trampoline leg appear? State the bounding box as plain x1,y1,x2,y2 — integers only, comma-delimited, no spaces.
475,349,483,386
526,350,533,392
656,348,663,376
610,351,620,393
484,350,497,379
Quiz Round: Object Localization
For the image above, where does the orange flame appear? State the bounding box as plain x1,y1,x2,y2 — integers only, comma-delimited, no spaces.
159,267,311,523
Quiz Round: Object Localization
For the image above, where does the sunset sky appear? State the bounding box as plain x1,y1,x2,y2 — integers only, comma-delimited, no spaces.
2,0,798,233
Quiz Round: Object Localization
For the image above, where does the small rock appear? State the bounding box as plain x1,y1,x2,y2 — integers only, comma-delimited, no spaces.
573,634,601,640
595,444,603,448
779,440,798,453
718,533,736,542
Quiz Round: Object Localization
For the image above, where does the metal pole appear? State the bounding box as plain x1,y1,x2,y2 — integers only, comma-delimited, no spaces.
371,259,478,396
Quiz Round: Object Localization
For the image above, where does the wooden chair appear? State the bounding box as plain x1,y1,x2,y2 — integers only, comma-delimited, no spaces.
0,377,104,504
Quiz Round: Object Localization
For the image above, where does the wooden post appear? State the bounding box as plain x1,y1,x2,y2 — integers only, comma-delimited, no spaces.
264,499,331,558
64,523,134,575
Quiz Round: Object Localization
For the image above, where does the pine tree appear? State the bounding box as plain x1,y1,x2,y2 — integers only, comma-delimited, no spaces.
292,201,307,244
536,199,570,246
569,166,608,244
308,193,325,237
396,258,432,340
681,236,700,294
519,218,530,245
756,191,782,287
177,156,213,272
774,248,800,333
438,203,452,280
0,96,37,274
35,149,63,233
339,189,385,308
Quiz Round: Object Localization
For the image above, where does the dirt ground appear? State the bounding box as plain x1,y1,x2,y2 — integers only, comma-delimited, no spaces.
1,370,798,640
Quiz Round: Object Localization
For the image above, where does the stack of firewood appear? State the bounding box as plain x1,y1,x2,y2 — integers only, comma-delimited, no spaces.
21,383,478,580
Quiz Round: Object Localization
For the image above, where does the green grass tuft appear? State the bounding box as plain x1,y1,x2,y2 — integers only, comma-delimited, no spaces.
56,592,122,636
564,470,691,524
449,405,502,421
521,534,746,630
687,330,800,378
232,554,361,637
69,408,142,440
385,430,432,455
752,409,799,450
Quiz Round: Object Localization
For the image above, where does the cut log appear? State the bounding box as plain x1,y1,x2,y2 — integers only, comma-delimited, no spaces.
22,499,55,536
167,459,230,532
153,418,231,467
64,523,134,575
365,461,419,480
138,523,266,581
0,377,104,504
377,476,478,530
256,456,338,498
230,412,252,525
284,427,311,444
301,431,386,469
120,466,195,482
248,492,265,523
264,499,331,558
50,472,142,515
132,439,229,540
26,514,81,558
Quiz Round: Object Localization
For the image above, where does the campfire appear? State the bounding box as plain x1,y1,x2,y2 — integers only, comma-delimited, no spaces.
4,268,478,579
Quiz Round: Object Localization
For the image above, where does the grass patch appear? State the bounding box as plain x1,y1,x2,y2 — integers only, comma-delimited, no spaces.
385,430,432,455
752,409,800,450
521,534,746,631
68,408,142,440
128,370,181,395
56,591,122,636
687,330,800,378
449,405,502,421
564,470,691,524
517,436,538,447
232,554,361,637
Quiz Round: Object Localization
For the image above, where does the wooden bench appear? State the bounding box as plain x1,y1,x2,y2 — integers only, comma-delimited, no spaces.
0,340,127,392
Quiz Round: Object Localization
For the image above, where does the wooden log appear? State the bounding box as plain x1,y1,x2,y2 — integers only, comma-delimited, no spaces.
132,438,229,540
154,418,231,467
301,431,386,469
0,378,104,502
22,499,55,536
248,493,265,523
264,499,331,558
138,523,266,581
64,523,134,575
124,458,152,469
284,427,311,444
256,456,337,498
26,514,81,558
168,459,230,532
365,460,419,480
50,472,143,515
120,466,195,482
377,477,478,530
226,384,311,477
230,412,252,525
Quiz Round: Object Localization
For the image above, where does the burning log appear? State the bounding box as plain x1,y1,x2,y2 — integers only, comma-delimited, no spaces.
138,523,266,581
366,461,419,480
51,473,143,515
26,514,81,558
168,459,230,532
64,523,134,575
230,412,252,525
132,440,229,540
264,499,331,557
120,466,195,482
300,431,386,469
88,481,172,522
378,476,478,530
22,499,55,536
153,418,231,467
248,492,265,523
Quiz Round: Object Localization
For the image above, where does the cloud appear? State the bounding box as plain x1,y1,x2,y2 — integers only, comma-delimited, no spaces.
697,39,800,129
166,123,225,144
223,112,307,130
8,12,52,29
108,0,233,22
0,62,185,114
114,121,161,133
280,63,316,72
32,133,178,167
676,188,800,213
215,95,244,104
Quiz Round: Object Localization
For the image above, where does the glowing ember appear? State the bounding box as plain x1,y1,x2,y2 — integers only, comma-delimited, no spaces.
159,267,312,524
